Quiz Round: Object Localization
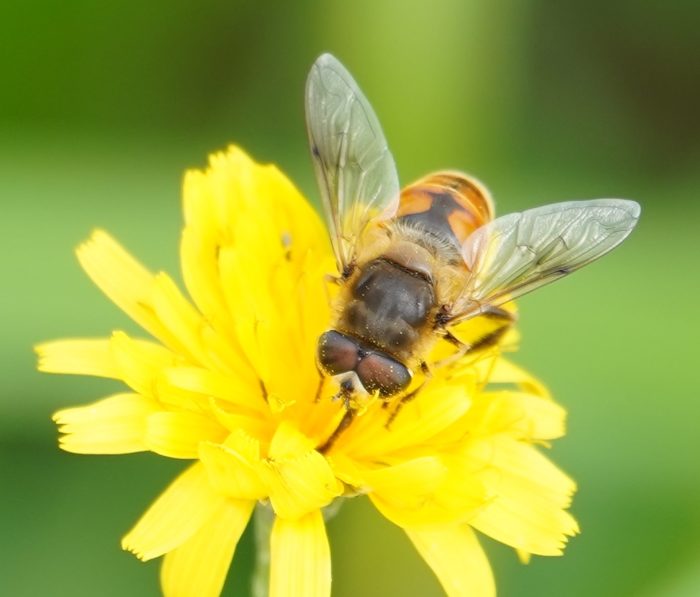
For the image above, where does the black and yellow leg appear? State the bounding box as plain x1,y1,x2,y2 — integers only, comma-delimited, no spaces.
318,378,357,452
436,305,517,365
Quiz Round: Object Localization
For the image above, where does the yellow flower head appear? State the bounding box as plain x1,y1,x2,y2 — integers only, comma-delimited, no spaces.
37,147,578,596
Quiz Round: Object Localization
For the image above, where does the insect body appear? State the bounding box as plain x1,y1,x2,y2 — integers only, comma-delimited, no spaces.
306,53,640,401
317,172,494,396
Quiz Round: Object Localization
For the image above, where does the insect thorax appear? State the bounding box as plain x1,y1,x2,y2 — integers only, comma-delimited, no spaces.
335,256,437,362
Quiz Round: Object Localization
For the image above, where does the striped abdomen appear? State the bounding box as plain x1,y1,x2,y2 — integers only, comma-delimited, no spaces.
395,171,494,251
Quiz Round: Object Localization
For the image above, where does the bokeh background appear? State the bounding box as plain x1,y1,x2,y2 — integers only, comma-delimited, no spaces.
2,1,699,595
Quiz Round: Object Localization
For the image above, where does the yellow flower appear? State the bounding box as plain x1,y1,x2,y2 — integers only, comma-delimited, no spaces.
37,146,578,597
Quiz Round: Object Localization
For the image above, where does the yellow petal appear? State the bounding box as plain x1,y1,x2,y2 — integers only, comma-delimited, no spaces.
489,358,550,398
366,458,444,524
199,434,268,500
179,225,238,347
192,147,328,266
325,453,365,488
269,510,330,597
35,339,118,378
292,254,336,374
208,398,271,439
467,436,579,555
466,390,567,441
151,272,216,368
256,159,330,261
145,411,227,459
151,269,253,381
406,525,495,597
160,498,254,597
53,393,159,454
256,313,315,410
218,246,273,384
122,462,225,561
163,366,265,415
76,230,182,350
367,457,485,527
181,167,218,244
365,456,445,498
340,382,472,458
262,453,342,520
110,331,178,398
267,420,315,458
180,153,294,381
262,423,342,519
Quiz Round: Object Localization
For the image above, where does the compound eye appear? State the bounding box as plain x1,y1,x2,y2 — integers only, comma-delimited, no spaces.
356,352,412,397
317,330,359,375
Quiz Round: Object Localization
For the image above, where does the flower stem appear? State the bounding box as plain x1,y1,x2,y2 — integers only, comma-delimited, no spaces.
251,504,274,597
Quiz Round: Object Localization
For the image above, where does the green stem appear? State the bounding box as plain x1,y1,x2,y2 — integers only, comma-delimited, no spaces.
251,504,274,597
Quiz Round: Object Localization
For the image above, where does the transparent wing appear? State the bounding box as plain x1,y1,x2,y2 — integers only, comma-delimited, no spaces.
450,199,641,323
306,53,400,274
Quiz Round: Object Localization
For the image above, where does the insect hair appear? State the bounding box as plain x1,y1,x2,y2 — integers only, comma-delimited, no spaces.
385,219,463,265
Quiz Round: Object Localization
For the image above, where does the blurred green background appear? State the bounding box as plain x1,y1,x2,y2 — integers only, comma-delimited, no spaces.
2,1,699,595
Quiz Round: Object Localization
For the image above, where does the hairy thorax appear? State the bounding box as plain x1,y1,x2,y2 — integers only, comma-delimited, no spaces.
338,257,435,359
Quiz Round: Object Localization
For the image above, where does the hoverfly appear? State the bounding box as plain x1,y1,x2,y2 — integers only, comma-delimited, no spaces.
306,53,639,418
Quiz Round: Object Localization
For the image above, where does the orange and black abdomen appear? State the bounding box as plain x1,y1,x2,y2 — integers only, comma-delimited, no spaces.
395,171,494,249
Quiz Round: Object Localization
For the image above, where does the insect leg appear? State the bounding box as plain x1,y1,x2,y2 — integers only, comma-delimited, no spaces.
318,378,357,452
463,305,517,353
318,408,355,453
384,381,426,429
313,372,325,403
384,359,432,428
429,332,472,370
434,305,517,369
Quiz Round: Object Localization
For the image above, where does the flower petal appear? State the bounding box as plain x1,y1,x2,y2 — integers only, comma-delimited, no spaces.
53,393,159,454
489,358,550,398
262,423,343,519
122,462,225,561
163,365,265,414
150,272,218,368
339,381,472,458
35,339,119,378
406,524,495,597
110,331,178,398
218,246,274,384
366,457,486,527
199,433,268,500
365,457,445,500
208,398,271,439
145,411,227,459
76,230,182,350
269,510,330,597
160,498,254,597
179,223,233,341
467,436,579,555
267,420,315,457
466,390,567,442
